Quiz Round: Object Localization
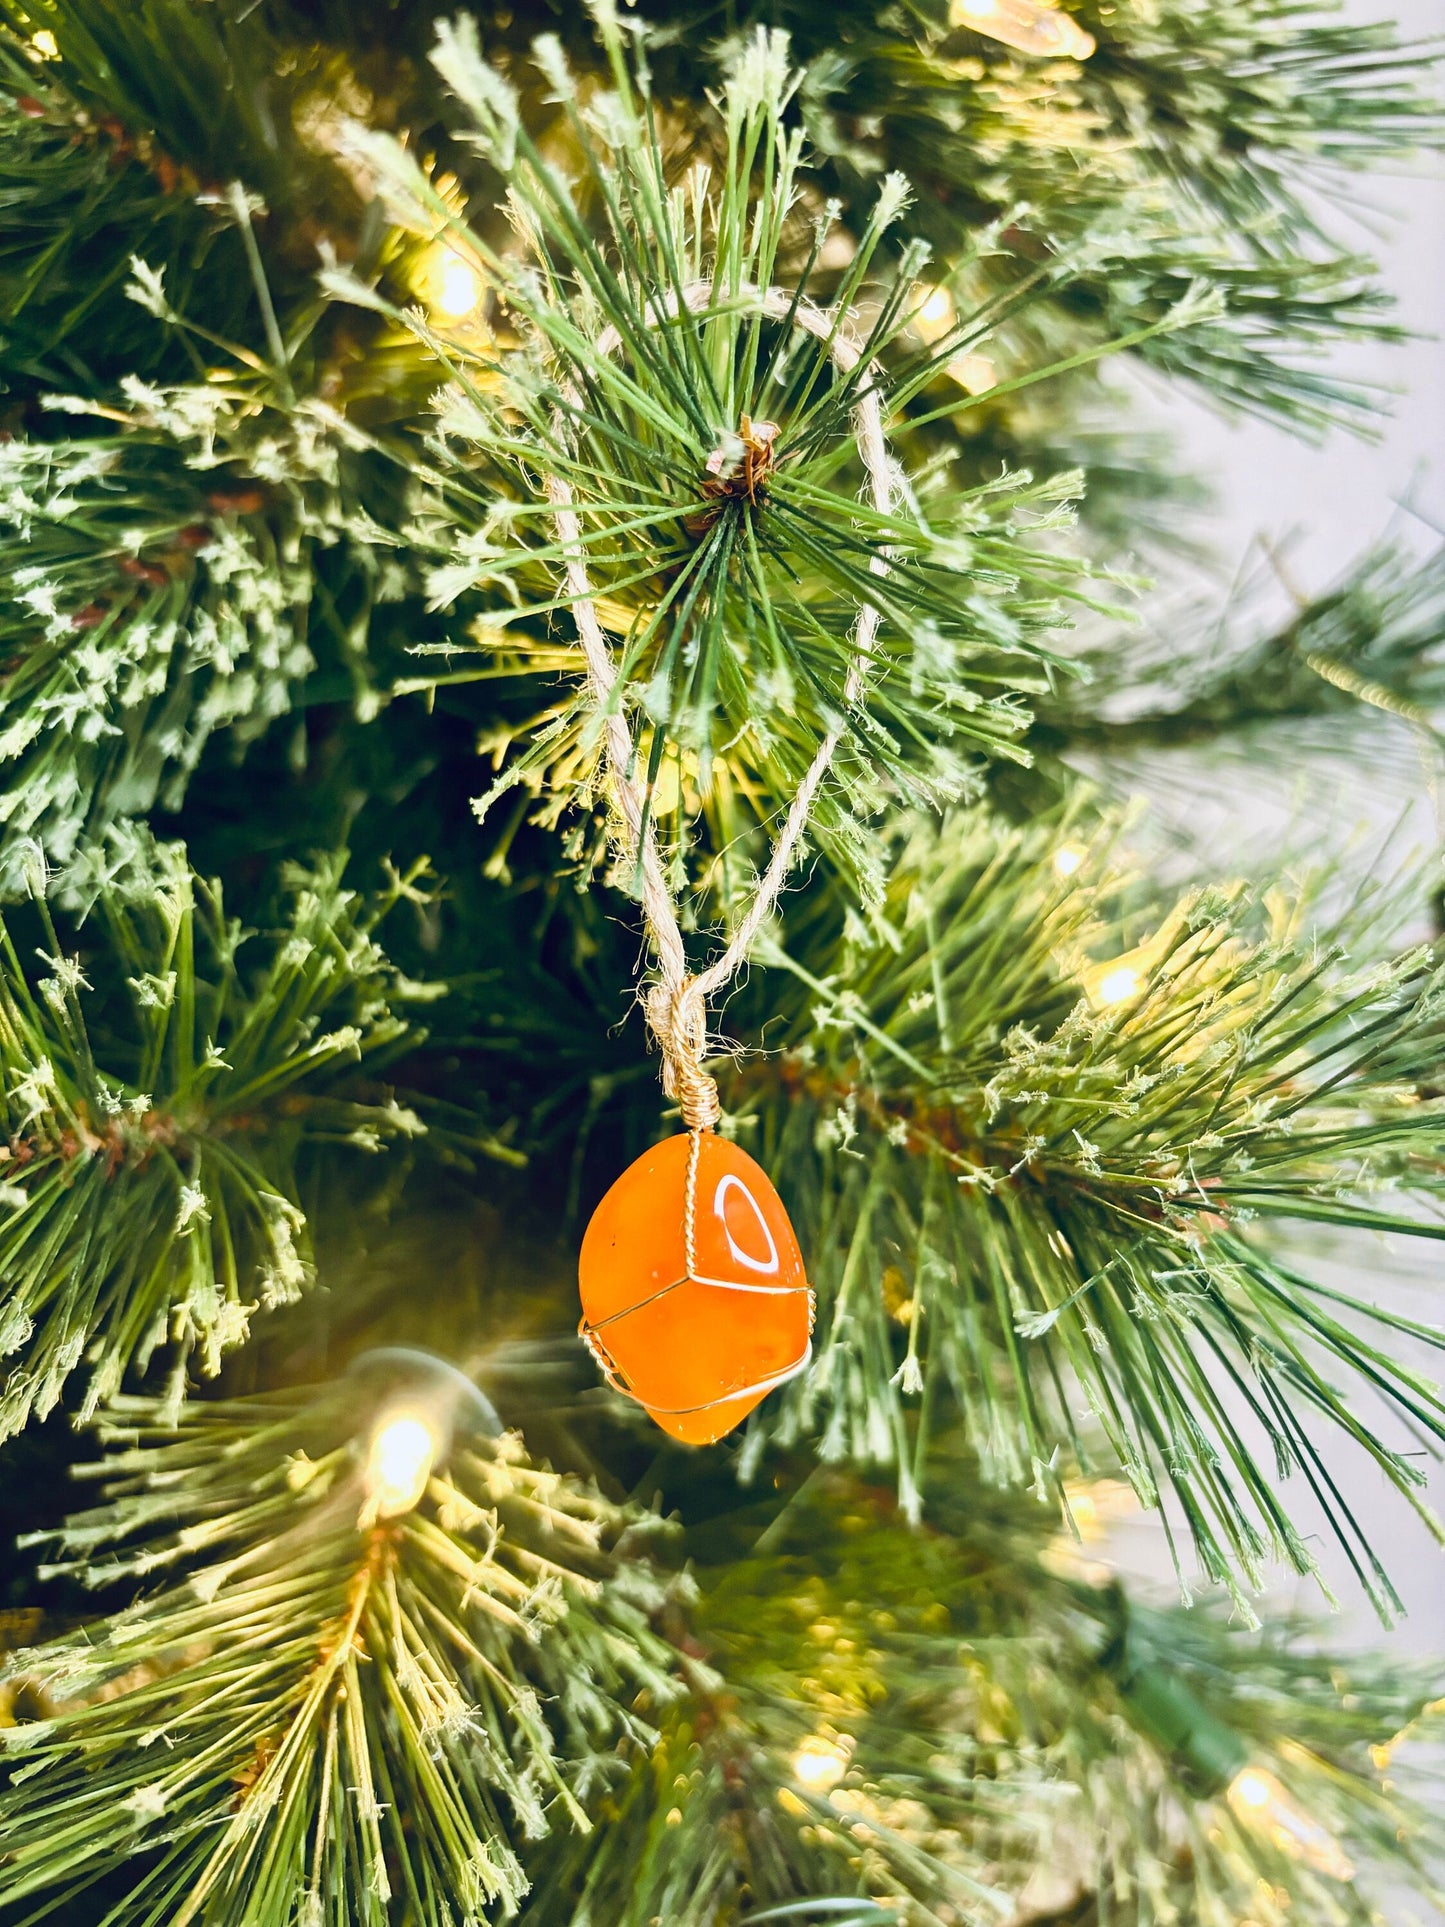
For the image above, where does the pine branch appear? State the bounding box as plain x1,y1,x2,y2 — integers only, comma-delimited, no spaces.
333,16,1212,894
725,807,1445,1616
751,0,1441,433
2,1408,1437,1925
1075,0,1443,236
1036,541,1445,754
523,1465,1445,1924
0,1382,681,1925
0,832,430,1442
1054,249,1403,437
0,303,425,868
315,0,1439,433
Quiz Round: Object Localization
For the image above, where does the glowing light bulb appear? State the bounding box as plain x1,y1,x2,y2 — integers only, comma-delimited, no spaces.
1226,1767,1355,1883
792,1735,849,1792
1061,1475,1137,1539
436,255,482,319
919,287,954,329
30,28,59,57
950,0,1095,59
1053,844,1084,878
363,1409,437,1521
1096,965,1140,1006
912,285,957,345
412,241,486,324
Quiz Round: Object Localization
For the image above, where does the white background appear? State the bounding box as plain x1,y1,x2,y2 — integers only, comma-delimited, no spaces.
1098,0,1445,1658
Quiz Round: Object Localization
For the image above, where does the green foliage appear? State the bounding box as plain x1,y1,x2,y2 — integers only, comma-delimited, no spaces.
0,421,309,868
0,4,1441,1922
0,1383,680,1925
640,0,1439,433
0,46,251,393
0,18,462,871
1038,541,1445,754
335,16,1187,890
0,835,428,1442
300,0,1439,433
0,225,434,867
729,807,1445,1614
13,1420,1433,1927
524,1467,1445,1925
1073,0,1441,224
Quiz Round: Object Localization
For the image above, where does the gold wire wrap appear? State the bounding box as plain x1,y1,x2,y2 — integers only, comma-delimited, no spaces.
577,1128,816,1419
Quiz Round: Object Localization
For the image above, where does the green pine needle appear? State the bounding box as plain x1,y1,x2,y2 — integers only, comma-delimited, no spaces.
0,1382,680,1926
330,15,1196,890
728,807,1445,1616
0,833,429,1441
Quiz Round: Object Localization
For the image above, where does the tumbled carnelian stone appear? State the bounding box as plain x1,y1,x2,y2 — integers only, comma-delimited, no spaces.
578,1132,811,1445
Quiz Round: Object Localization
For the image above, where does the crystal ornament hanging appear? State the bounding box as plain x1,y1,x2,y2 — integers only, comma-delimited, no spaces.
550,285,891,1443
950,0,1096,59
579,1130,814,1445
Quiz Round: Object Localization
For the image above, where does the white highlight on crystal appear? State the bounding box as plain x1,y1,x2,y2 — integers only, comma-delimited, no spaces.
713,1174,781,1275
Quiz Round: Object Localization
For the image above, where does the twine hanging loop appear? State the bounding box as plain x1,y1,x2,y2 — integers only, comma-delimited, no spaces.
550,280,896,1126
645,974,720,1132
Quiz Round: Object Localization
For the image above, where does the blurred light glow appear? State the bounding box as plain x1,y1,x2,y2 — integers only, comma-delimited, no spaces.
1053,844,1084,878
1096,965,1140,1006
413,241,486,323
436,255,483,319
919,287,953,329
950,0,1095,59
1061,1476,1138,1541
1226,1767,1355,1882
913,285,956,344
792,1735,849,1792
31,28,58,57
946,352,996,394
364,1410,437,1520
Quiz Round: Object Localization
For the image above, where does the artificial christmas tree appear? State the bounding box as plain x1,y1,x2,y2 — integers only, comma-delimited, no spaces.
0,2,1443,1922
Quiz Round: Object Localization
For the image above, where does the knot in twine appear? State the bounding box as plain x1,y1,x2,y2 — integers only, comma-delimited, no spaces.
547,280,895,1132
646,975,721,1133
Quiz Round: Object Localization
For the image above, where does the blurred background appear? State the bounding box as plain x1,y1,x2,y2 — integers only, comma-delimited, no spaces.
1102,0,1445,1654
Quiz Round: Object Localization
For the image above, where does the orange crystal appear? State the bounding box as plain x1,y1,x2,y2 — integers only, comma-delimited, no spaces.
577,1132,812,1445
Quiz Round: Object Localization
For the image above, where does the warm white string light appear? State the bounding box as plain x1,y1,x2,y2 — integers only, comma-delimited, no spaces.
1226,1766,1355,1882
436,254,484,320
911,287,997,395
915,285,956,340
1094,963,1140,1006
946,352,997,394
362,1408,438,1522
950,0,1095,60
791,1734,850,1792
413,240,486,323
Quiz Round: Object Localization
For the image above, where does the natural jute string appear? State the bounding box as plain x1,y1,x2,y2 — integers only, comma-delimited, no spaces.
548,281,896,1129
